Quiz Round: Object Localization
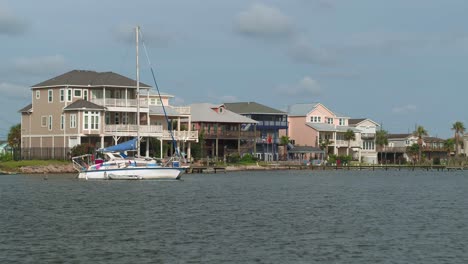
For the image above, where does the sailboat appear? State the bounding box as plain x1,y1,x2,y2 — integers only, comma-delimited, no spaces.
72,26,185,180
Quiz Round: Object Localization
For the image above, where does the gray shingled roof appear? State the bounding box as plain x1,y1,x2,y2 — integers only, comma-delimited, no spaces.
348,118,367,125
287,103,318,116
223,102,285,115
387,133,412,139
63,100,106,111
288,145,324,154
18,104,32,113
190,103,258,124
32,70,151,88
306,123,360,132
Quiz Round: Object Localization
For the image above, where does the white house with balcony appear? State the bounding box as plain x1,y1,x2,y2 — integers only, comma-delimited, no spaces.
19,70,198,159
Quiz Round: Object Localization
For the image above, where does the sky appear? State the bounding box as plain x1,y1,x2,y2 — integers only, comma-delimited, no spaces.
1,0,467,139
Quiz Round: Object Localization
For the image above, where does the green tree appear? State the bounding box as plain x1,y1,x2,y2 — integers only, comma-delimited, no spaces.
407,143,420,164
319,138,333,161
376,129,389,164
279,135,290,160
344,129,356,156
451,121,465,156
7,124,21,149
413,125,428,163
444,138,455,164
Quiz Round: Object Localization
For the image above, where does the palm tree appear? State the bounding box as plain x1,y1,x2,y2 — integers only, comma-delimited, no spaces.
413,125,428,163
376,129,389,164
319,138,333,161
407,143,420,164
344,129,356,157
452,121,465,156
444,138,455,165
279,135,290,160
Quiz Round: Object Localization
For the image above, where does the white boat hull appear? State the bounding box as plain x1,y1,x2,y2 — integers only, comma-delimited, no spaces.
78,167,184,180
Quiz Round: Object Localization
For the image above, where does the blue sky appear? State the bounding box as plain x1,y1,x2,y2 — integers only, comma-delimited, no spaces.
0,0,467,139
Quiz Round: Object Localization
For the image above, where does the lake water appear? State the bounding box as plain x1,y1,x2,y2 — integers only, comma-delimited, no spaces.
1,170,467,263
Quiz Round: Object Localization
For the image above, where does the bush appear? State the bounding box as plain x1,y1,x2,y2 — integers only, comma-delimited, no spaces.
70,143,95,157
0,153,13,162
240,153,257,163
227,153,240,163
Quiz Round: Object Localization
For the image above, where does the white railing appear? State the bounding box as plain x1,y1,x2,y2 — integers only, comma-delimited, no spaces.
162,130,198,140
172,106,191,115
90,98,149,108
105,124,163,133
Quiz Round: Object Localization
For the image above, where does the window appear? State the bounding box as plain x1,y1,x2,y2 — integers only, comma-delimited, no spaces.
36,90,40,99
339,118,345,126
310,116,322,123
60,115,65,130
67,89,72,102
74,89,82,97
48,115,52,131
70,114,77,128
41,116,47,127
114,113,120,124
83,111,100,130
363,140,375,150
105,112,110,125
150,98,162,105
48,90,53,103
83,90,88,100
327,118,333,124
60,89,65,102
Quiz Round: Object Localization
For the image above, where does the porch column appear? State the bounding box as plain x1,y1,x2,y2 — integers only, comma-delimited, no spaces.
146,137,149,157
100,136,104,149
216,138,219,159
253,124,257,154
187,142,191,160
333,131,337,155
160,139,163,159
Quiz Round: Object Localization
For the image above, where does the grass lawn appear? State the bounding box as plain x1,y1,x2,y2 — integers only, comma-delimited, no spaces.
0,160,71,172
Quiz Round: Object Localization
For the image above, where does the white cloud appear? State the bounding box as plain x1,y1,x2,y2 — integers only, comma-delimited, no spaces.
235,3,293,38
277,76,322,96
13,55,66,75
392,104,417,114
0,5,29,36
0,82,29,99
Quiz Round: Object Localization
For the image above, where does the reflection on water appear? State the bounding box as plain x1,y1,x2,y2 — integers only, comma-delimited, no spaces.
1,170,467,263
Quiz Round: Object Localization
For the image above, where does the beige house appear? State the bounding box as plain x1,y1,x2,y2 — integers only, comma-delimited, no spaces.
19,70,198,159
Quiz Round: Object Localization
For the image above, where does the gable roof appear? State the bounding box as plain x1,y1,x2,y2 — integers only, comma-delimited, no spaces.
306,123,360,132
287,103,319,116
190,103,258,124
32,70,151,88
387,133,413,139
223,102,285,115
18,103,33,113
348,118,380,126
63,100,106,111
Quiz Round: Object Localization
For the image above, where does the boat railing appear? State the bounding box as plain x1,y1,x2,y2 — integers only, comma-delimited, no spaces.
72,154,93,172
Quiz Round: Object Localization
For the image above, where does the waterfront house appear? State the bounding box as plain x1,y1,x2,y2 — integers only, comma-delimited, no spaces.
287,103,379,163
187,103,258,160
19,70,198,159
223,102,288,161
382,134,446,163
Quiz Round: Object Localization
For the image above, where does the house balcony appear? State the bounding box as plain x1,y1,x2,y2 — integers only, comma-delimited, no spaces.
90,98,149,108
332,140,360,148
203,131,260,140
256,120,288,128
255,138,281,144
172,106,191,115
103,124,198,141
361,133,375,139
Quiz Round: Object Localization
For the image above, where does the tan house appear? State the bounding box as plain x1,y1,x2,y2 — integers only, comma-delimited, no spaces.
19,70,198,159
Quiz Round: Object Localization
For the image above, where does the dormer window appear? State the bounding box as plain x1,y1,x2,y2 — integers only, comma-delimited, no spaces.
310,116,321,123
327,118,333,124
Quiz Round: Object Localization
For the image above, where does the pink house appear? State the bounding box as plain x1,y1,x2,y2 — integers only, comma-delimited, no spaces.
286,103,379,163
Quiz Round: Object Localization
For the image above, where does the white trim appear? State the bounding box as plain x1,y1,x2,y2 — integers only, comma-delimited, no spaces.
60,115,65,130
36,90,40,99
41,116,47,127
73,88,82,98
48,115,53,131
70,114,77,128
59,89,65,102
48,89,53,103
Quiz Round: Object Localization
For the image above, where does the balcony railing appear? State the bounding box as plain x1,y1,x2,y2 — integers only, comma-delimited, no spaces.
361,133,375,139
172,106,191,115
203,131,260,139
105,124,163,133
90,98,149,108
256,120,288,128
162,130,199,140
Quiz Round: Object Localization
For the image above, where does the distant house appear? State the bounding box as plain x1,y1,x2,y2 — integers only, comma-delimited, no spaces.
0,141,12,155
187,103,258,159
19,70,198,159
287,103,379,163
383,134,447,163
223,102,288,161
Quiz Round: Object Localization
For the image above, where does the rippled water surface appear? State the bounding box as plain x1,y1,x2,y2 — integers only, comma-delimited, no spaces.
1,170,468,263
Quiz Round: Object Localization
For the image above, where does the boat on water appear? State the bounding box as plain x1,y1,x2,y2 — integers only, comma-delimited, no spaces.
72,26,185,180
72,138,185,180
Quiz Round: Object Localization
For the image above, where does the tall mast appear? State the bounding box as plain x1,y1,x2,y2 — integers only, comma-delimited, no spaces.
136,26,140,155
